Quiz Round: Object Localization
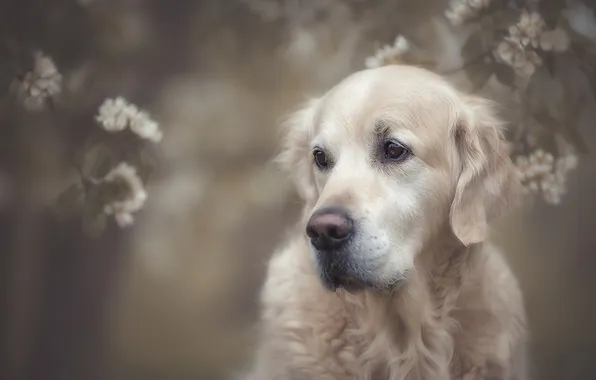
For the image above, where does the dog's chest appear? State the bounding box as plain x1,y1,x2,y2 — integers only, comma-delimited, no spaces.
301,302,455,380
301,305,399,379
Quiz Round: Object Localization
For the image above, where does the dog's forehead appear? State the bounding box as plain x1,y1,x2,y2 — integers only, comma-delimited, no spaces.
315,66,460,142
327,66,455,102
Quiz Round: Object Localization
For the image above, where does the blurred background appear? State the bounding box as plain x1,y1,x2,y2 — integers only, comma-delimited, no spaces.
1,0,596,380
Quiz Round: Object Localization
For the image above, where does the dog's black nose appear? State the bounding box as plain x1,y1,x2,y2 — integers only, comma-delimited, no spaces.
306,207,353,250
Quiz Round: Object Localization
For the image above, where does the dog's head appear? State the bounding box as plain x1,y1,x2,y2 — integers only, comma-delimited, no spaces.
276,65,519,292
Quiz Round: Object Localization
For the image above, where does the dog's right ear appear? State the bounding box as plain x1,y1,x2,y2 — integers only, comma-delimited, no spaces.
274,98,320,204
449,96,520,246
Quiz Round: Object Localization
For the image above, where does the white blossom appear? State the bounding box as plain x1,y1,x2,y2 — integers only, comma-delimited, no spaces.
445,3,474,26
103,163,147,228
13,51,62,111
96,97,139,132
539,172,564,205
516,149,554,180
114,212,134,227
365,35,410,69
515,148,579,205
492,11,572,78
508,11,545,48
515,156,531,181
528,149,554,176
494,38,542,77
96,97,163,142
129,110,163,143
445,0,492,26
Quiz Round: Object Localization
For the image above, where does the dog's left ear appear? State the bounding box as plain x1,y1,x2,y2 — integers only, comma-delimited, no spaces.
274,98,320,204
450,96,520,246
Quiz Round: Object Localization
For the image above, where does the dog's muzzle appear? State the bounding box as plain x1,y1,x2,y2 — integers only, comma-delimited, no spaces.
306,207,364,291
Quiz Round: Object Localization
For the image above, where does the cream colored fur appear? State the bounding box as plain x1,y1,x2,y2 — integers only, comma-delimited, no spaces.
245,65,529,380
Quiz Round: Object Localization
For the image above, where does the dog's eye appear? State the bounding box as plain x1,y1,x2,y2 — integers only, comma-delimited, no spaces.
383,140,410,161
313,148,330,169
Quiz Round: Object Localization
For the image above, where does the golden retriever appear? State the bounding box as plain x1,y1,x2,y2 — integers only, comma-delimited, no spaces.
245,65,529,380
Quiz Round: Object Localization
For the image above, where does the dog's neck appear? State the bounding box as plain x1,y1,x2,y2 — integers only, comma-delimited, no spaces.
417,228,480,308
335,230,481,379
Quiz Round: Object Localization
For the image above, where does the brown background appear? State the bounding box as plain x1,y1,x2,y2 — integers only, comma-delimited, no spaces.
1,1,595,380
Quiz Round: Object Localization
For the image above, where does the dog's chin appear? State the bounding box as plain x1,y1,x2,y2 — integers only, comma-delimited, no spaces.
312,247,408,294
320,272,367,293
317,265,405,294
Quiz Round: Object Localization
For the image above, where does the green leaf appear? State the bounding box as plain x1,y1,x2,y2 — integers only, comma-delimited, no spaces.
82,208,107,239
81,141,117,179
465,60,495,92
562,122,589,154
535,102,590,154
538,0,566,28
137,148,158,182
461,32,486,62
534,113,561,132
491,7,522,31
535,133,558,155
459,30,499,91
542,53,556,77
579,61,596,100
81,181,108,238
562,98,590,154
582,0,596,14
494,64,516,88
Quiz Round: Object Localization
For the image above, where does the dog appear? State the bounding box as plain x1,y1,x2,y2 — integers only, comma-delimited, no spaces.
245,65,529,380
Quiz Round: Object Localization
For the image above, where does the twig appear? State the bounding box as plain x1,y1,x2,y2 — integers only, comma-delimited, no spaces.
46,97,96,194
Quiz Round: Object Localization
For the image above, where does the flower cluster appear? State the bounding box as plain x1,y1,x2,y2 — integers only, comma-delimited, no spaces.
93,97,162,228
515,149,578,205
439,1,584,207
96,97,163,142
12,51,63,111
362,2,586,208
102,163,147,227
445,0,492,26
364,35,410,69
494,12,570,77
